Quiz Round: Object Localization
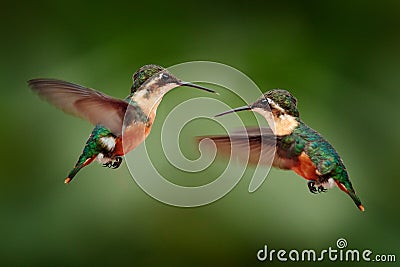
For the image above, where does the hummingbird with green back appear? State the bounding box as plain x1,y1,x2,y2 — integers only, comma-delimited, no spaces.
198,89,364,211
29,64,216,184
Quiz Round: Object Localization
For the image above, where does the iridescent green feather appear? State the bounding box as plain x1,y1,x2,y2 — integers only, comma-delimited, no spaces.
67,125,115,179
279,120,354,186
291,121,361,206
265,90,299,117
278,120,362,206
130,64,164,94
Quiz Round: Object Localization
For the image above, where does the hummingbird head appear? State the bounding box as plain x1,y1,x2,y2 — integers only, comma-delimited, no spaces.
253,89,299,117
131,64,216,97
129,64,216,119
214,89,299,136
215,89,299,118
131,64,165,94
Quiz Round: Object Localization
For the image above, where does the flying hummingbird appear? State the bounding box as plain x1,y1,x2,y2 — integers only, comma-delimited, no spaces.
198,89,364,211
29,64,216,184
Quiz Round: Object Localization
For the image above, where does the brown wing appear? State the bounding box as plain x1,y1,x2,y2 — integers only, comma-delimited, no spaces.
197,127,277,165
28,79,129,135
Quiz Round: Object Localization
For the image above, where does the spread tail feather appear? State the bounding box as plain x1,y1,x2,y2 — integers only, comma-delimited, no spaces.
347,190,365,212
65,156,96,184
335,181,364,212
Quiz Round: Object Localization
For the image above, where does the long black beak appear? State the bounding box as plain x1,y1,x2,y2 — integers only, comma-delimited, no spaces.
178,81,217,94
214,105,252,117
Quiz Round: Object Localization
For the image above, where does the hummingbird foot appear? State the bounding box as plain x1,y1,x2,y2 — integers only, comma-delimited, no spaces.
307,181,318,194
317,186,327,193
111,156,123,169
103,161,113,168
102,157,122,169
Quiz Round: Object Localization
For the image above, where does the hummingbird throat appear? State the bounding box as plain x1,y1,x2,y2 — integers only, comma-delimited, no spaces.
252,107,299,136
130,80,178,119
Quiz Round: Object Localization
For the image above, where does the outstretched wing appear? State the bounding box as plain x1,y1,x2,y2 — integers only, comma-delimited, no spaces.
28,79,129,135
197,127,277,165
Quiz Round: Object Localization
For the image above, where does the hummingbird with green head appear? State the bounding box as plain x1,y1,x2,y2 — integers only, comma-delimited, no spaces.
29,64,216,184
199,89,364,211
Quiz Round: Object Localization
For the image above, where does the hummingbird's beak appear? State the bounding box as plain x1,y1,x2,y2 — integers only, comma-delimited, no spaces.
214,105,252,117
177,81,218,94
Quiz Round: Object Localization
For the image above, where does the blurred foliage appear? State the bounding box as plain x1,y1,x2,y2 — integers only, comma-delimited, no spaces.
1,0,399,266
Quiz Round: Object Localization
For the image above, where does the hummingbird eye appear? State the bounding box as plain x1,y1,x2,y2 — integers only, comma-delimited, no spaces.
161,73,169,80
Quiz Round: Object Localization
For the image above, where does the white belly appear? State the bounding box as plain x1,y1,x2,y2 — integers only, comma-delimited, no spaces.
318,178,337,189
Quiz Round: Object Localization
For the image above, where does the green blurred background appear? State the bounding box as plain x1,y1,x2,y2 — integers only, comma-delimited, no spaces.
1,0,399,266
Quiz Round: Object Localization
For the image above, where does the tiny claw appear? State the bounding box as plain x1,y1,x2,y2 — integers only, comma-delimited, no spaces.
112,156,123,169
65,177,71,184
310,188,317,194
103,162,112,168
318,186,327,193
307,181,318,194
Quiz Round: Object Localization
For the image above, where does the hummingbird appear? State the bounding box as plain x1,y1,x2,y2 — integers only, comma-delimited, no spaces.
198,89,364,211
29,64,216,184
